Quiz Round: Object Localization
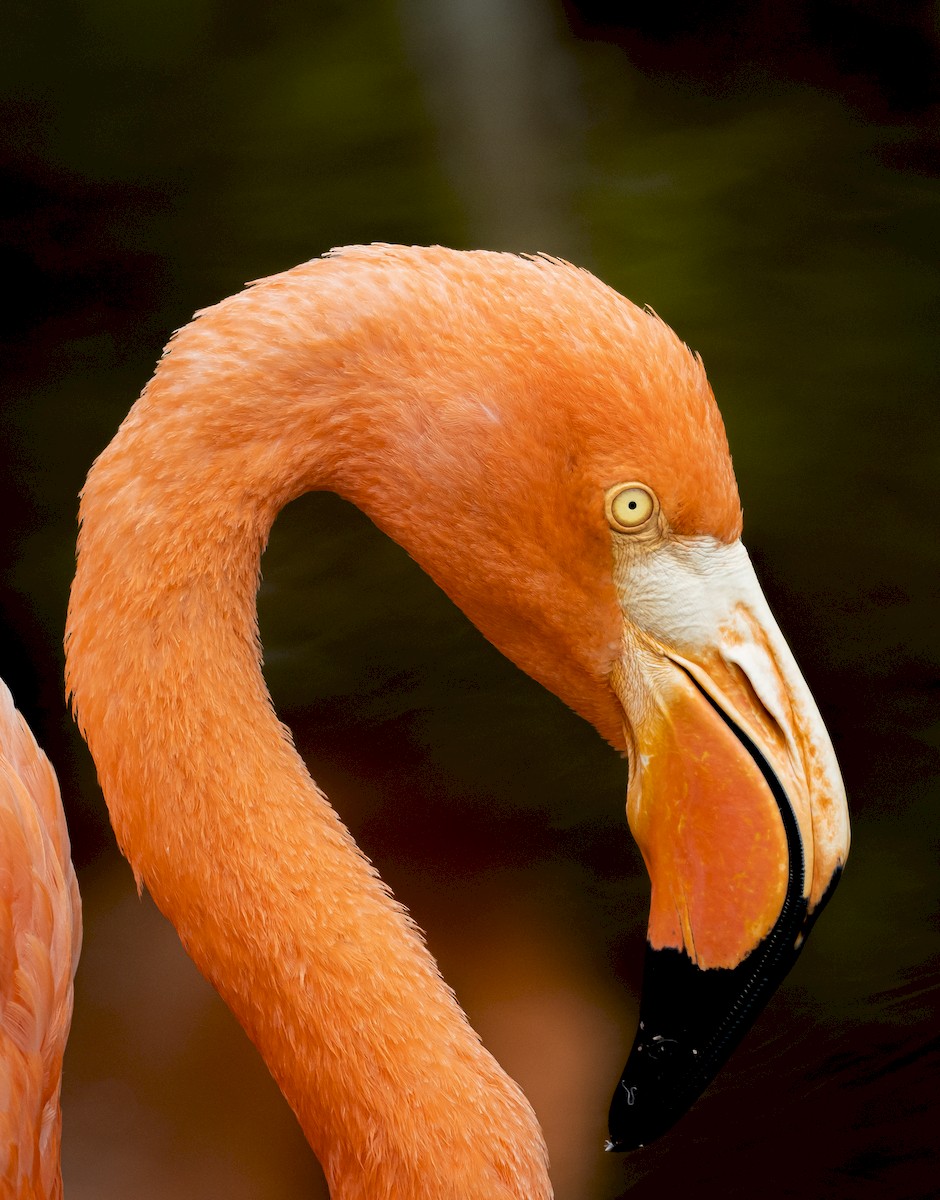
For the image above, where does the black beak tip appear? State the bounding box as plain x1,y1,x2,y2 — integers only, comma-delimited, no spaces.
607,926,811,1150
604,1135,643,1153
608,866,845,1150
606,984,707,1150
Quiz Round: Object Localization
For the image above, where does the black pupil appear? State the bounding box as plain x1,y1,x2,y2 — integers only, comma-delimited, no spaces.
628,500,637,509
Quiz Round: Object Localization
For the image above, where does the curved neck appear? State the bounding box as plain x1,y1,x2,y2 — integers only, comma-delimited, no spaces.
66,262,551,1198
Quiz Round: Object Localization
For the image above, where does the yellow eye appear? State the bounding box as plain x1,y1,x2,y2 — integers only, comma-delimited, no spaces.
605,483,657,532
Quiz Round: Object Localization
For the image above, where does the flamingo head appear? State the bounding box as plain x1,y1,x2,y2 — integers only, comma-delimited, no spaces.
319,248,849,1147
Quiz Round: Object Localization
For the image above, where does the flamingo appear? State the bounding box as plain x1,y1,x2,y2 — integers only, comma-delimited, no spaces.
0,680,80,1200
58,244,847,1199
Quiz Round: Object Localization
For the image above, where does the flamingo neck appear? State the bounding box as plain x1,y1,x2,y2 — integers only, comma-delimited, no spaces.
65,275,552,1198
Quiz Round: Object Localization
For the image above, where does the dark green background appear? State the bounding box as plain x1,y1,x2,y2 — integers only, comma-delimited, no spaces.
2,3,937,1197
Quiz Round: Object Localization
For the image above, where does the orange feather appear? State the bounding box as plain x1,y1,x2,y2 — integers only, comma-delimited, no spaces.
0,681,81,1200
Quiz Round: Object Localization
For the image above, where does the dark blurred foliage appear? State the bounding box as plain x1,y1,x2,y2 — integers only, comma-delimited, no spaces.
567,1,940,127
1,2,938,1197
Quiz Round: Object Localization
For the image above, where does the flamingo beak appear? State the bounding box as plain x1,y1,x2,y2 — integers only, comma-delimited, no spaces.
606,540,849,1149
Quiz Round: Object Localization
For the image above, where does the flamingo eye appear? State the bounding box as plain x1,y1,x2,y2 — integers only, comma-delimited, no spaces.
605,483,657,532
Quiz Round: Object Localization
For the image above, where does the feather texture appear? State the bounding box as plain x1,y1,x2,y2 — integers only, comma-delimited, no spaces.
0,680,81,1200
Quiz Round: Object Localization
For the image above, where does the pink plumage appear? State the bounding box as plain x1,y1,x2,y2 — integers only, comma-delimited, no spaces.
0,681,81,1200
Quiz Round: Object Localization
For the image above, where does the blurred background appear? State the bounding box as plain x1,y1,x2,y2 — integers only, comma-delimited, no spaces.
2,2,938,1197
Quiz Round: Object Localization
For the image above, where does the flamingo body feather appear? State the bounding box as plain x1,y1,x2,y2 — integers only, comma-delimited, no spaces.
0,682,80,1200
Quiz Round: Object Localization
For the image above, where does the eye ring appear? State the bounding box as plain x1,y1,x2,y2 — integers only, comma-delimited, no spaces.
604,482,658,533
